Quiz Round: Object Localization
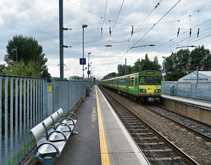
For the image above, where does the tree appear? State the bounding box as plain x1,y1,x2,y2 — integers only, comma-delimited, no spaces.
102,72,117,79
4,35,51,80
189,45,211,71
0,64,8,74
6,60,41,77
131,55,161,73
117,64,132,76
165,46,211,81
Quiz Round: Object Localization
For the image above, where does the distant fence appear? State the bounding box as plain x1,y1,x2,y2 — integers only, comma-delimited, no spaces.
48,79,93,116
0,75,93,165
162,81,211,100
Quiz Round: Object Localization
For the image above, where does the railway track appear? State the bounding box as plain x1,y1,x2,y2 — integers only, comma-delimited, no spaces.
99,86,199,165
146,104,211,142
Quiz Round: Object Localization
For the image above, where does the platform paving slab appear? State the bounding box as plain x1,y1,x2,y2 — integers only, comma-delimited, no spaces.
35,86,101,165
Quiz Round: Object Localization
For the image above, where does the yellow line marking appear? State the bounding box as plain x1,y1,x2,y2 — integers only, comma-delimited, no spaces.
95,86,110,165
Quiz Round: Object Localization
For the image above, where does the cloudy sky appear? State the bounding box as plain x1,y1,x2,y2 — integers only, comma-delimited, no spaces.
0,0,211,79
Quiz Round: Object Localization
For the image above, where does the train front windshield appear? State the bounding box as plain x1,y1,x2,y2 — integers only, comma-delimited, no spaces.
154,76,161,85
139,76,161,85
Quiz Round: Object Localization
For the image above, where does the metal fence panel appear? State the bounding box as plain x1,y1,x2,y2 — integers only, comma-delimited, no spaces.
191,83,196,98
162,81,176,94
196,83,211,100
177,82,192,97
53,79,69,114
1,75,92,165
162,81,211,101
0,75,47,165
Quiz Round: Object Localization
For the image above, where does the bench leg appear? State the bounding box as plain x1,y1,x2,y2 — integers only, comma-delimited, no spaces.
41,156,54,165
71,131,78,135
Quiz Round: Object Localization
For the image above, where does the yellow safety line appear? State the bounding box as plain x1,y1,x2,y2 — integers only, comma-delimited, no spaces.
95,86,110,165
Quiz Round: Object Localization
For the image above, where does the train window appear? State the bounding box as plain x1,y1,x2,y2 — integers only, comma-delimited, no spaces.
154,76,161,85
139,76,147,85
148,76,153,85
135,77,137,86
132,77,134,86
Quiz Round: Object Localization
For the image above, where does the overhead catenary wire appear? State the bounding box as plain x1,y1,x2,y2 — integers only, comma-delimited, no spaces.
148,14,211,58
154,27,211,59
99,0,125,71
104,0,181,73
133,0,181,46
66,0,132,27
95,0,210,77
97,0,108,73
149,19,211,58
157,33,211,59
103,0,162,71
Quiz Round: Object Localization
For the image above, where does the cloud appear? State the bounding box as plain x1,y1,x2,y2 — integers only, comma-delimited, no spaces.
0,0,211,79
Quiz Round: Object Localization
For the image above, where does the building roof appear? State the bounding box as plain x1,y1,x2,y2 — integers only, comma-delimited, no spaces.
177,71,211,82
199,71,211,77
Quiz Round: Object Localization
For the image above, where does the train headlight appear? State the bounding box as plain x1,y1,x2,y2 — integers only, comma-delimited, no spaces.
155,89,161,92
143,89,146,92
140,89,146,92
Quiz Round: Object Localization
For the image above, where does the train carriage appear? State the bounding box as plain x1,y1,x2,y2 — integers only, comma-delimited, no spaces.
100,70,161,103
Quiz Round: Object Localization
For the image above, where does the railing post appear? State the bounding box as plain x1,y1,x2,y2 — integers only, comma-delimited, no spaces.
5,77,8,164
10,77,14,164
43,79,47,119
0,77,2,165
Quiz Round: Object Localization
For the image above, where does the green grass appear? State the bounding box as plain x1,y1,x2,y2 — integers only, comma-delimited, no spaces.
3,140,35,165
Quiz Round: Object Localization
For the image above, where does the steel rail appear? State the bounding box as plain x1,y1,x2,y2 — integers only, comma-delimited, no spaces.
155,105,211,127
144,105,211,143
99,85,200,165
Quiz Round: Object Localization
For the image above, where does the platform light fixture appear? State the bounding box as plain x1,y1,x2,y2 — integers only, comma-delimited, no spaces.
82,24,88,101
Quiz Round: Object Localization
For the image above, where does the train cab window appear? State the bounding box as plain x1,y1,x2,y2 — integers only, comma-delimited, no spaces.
139,76,147,85
154,76,161,85
148,76,153,85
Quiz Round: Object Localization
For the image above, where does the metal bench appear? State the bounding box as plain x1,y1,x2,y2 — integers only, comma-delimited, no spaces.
30,108,78,165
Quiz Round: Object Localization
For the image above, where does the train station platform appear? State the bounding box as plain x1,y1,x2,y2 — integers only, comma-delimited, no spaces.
161,94,211,108
36,85,149,165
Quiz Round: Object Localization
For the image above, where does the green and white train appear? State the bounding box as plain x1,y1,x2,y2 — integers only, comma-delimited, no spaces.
99,70,162,103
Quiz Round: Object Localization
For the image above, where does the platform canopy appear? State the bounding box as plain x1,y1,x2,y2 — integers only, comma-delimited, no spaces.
178,71,211,83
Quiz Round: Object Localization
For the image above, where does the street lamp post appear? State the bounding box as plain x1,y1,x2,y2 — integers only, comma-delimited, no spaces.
88,52,91,81
13,48,18,65
82,24,88,101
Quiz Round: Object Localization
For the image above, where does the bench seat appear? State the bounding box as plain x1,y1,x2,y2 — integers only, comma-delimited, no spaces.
38,141,66,154
30,108,78,164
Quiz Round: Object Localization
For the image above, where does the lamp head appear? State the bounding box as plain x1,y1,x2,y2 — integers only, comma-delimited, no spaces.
82,24,88,28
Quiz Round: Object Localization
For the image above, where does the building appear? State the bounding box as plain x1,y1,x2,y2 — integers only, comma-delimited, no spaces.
178,71,211,83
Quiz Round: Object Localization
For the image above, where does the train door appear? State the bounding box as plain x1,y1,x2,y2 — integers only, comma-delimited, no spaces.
135,76,138,95
126,76,129,93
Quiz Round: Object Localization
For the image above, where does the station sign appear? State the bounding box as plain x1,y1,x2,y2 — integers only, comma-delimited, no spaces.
87,71,91,74
162,69,166,76
79,58,86,65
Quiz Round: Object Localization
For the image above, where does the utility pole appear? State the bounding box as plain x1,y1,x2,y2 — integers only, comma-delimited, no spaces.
59,0,64,79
